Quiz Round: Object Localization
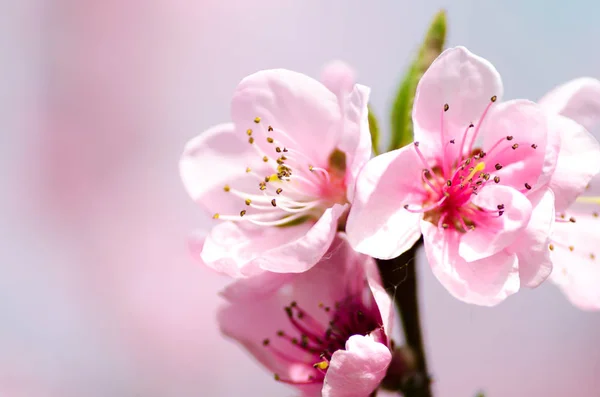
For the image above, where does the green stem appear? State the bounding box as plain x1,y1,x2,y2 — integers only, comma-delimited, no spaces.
376,238,431,397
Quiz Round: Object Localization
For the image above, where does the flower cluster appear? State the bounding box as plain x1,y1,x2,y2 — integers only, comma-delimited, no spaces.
180,47,600,394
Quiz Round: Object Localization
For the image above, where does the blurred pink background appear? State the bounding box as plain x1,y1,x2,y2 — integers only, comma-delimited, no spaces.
2,1,599,396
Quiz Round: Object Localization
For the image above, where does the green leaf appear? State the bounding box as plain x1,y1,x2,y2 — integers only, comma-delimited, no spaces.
368,105,381,155
388,9,447,151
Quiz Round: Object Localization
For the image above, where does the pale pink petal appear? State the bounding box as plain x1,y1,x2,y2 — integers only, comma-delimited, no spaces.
230,69,341,168
346,146,427,259
412,46,503,153
321,60,357,98
422,220,520,306
180,123,270,215
481,100,553,192
539,77,600,131
551,210,600,310
322,335,392,397
201,221,311,278
365,258,394,338
258,204,347,273
547,114,600,212
459,185,532,262
339,84,372,202
508,188,555,288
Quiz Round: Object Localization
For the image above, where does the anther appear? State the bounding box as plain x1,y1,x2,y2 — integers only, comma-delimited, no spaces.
491,95,497,102
414,141,420,147
469,123,474,128
248,137,254,144
569,246,575,252
446,180,452,187
497,204,505,210
444,103,449,112
308,165,314,171
277,330,285,337
283,147,288,152
403,205,409,209
531,144,538,149
450,139,455,144
498,210,505,216
591,254,596,260
240,210,247,217
268,126,273,132
512,144,519,150
254,117,261,123
262,339,270,346
506,136,514,141
442,223,449,229
246,167,251,173
494,176,500,183
213,213,220,219
276,147,282,153
524,183,532,190
594,212,599,218
245,199,251,206
549,244,555,251
223,185,230,192
271,199,277,207
276,188,283,194
569,217,576,223
267,137,274,143
246,129,252,136
274,374,280,381
263,156,268,162
495,163,503,170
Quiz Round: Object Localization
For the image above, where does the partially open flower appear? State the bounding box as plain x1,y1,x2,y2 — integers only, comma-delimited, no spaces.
180,65,371,277
538,77,600,310
347,47,561,305
218,234,393,397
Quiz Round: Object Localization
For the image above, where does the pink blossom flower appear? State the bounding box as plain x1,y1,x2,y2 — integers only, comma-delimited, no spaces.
346,46,561,306
218,234,393,397
180,64,371,277
538,78,600,310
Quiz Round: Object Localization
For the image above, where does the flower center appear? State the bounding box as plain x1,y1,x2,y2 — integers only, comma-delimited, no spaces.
403,97,539,232
212,117,348,227
262,297,385,385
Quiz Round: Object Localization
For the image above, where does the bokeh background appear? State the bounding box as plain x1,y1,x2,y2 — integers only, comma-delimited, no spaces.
2,0,599,396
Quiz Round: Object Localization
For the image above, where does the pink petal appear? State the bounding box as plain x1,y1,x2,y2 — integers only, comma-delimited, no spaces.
201,221,311,278
180,123,270,216
364,257,394,338
551,210,600,310
346,146,427,259
412,46,503,154
322,335,392,397
459,185,532,262
508,188,555,288
481,100,553,192
547,114,600,212
539,77,600,131
258,204,347,273
321,60,357,99
230,69,342,168
422,220,520,306
339,84,372,203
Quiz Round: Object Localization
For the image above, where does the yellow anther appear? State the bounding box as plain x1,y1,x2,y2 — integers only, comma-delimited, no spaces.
246,167,252,173
308,165,314,171
254,117,261,123
549,244,555,251
576,196,600,205
223,185,230,192
466,162,486,181
313,360,329,370
263,156,268,162
267,137,274,143
245,199,251,206
246,129,253,136
213,213,220,219
268,173,279,182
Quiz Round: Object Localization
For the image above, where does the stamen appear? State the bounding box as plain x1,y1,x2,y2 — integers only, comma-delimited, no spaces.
254,117,261,123
466,98,496,156
524,183,532,190
404,196,447,214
